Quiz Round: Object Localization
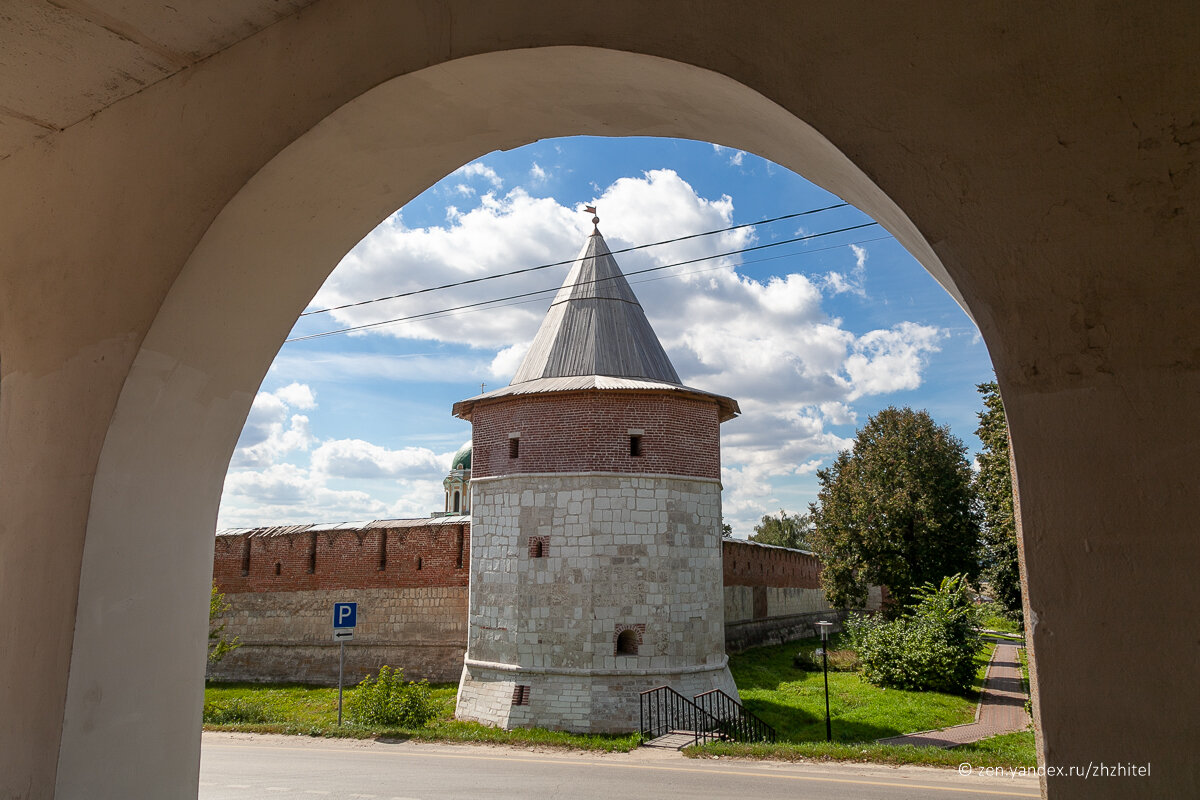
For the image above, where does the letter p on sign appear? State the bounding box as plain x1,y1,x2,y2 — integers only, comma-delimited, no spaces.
333,602,357,629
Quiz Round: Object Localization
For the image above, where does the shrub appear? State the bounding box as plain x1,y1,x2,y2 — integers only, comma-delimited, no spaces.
847,574,981,694
203,697,272,724
345,665,437,728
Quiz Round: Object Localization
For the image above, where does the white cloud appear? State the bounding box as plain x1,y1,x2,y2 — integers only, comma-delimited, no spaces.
230,386,316,468
311,439,446,480
823,244,868,297
453,162,503,188
274,382,316,410
729,150,746,167
529,162,548,181
844,322,944,399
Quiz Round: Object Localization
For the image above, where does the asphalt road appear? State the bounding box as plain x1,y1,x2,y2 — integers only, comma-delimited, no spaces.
200,733,1041,800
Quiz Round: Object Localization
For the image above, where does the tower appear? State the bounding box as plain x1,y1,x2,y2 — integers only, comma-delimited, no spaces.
440,441,471,516
452,215,740,732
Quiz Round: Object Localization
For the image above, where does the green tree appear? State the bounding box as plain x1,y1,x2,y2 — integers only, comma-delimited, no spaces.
749,509,812,550
975,381,1023,618
209,583,241,663
720,522,733,537
808,406,980,610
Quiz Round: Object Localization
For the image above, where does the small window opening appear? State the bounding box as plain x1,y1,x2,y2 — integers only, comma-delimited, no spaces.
308,532,318,574
616,628,639,656
416,556,423,571
509,437,520,459
453,490,460,513
274,562,281,576
378,530,388,571
456,528,465,569
529,537,547,558
629,434,642,457
511,685,531,706
240,538,251,576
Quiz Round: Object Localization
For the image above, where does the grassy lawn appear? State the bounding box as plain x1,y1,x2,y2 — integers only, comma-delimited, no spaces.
203,681,639,752
684,636,1036,769
204,635,1035,768
728,637,993,743
683,730,1036,769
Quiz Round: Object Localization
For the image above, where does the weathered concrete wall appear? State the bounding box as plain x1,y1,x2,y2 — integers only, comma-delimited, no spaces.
209,586,467,684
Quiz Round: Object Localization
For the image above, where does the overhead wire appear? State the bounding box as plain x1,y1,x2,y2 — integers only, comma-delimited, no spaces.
285,221,882,343
359,234,896,330
299,203,851,317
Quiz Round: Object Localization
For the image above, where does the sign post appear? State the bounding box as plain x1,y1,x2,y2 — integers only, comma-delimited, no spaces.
332,602,358,725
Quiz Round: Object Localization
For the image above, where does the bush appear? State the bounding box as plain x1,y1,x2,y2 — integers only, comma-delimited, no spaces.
203,697,272,724
345,666,437,728
847,574,981,694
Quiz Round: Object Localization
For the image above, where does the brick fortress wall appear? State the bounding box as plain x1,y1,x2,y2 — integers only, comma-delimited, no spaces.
722,538,882,651
208,521,877,685
208,518,469,685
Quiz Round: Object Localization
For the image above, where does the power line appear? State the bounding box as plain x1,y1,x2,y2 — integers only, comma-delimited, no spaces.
299,203,851,317
373,234,896,329
285,221,880,343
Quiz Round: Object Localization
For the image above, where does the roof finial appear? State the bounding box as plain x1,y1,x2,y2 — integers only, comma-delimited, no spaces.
585,205,599,234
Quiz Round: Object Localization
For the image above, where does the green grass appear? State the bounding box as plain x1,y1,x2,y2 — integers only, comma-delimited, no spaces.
727,637,992,744
204,636,1033,768
684,730,1036,769
978,604,1023,635
203,681,638,752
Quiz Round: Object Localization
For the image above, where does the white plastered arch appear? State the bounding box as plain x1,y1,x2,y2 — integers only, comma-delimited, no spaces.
60,46,956,795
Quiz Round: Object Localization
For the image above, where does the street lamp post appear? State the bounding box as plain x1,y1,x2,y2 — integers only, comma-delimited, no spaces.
815,620,834,743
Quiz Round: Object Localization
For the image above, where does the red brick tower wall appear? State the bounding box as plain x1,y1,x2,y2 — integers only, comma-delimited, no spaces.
470,391,721,479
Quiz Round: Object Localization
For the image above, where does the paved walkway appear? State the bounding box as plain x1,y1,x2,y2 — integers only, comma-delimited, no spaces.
877,643,1030,748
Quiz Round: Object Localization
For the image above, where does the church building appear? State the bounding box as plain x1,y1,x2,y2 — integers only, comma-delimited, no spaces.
451,213,741,732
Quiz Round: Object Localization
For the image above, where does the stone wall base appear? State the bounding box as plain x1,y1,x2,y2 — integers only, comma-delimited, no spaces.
454,660,738,733
207,642,465,685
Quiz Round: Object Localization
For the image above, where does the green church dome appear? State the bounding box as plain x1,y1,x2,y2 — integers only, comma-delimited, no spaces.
451,441,471,471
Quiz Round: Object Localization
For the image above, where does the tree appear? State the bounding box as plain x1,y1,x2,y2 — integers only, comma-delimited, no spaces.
749,509,813,550
209,583,241,663
975,381,1023,618
808,406,980,610
720,522,733,537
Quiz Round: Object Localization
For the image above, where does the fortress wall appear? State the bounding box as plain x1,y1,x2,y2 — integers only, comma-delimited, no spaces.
722,538,880,652
207,524,852,684
208,520,469,684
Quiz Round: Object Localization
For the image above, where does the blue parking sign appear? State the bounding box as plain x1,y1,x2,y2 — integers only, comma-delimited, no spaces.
333,602,357,629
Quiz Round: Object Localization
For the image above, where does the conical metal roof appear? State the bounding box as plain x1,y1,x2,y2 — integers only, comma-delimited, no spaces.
509,231,682,385
452,225,739,423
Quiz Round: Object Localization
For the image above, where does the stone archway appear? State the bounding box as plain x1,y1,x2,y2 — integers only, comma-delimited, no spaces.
59,49,958,795
2,6,1196,799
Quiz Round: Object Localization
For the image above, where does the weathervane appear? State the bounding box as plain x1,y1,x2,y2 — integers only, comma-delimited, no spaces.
585,204,599,233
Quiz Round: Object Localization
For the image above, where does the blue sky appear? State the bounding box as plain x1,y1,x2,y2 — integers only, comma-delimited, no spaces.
217,137,993,536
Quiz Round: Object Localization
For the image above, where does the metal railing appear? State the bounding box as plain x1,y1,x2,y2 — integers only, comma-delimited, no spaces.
639,686,724,748
692,688,777,744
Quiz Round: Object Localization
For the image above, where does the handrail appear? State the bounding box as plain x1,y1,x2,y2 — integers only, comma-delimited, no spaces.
638,686,725,748
692,688,777,744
